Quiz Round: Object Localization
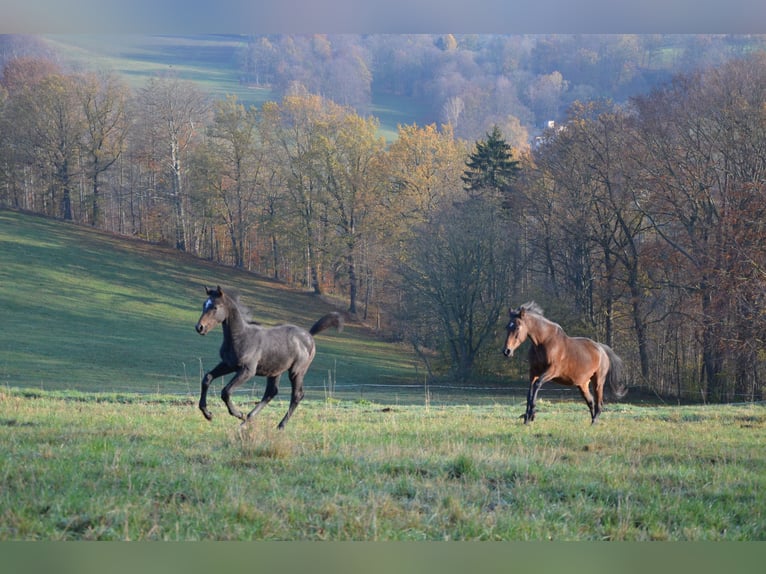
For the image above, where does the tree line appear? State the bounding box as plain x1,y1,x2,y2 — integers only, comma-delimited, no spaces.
1,50,765,402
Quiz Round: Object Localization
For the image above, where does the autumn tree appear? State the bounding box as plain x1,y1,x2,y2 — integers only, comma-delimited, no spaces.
258,93,333,294
136,76,209,251
399,198,515,382
317,112,386,314
77,71,129,227
377,123,468,333
385,123,467,230
6,69,84,220
633,54,766,400
531,100,652,376
205,95,261,268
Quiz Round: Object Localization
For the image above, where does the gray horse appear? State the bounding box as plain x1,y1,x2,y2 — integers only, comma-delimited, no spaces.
195,286,343,429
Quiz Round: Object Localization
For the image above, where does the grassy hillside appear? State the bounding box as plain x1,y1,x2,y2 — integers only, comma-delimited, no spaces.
44,35,270,105
0,209,420,406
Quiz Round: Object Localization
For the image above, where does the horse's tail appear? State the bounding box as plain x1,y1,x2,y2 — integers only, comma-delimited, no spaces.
309,312,344,336
600,343,628,400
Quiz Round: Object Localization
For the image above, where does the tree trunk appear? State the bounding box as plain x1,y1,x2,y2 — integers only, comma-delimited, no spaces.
347,251,357,314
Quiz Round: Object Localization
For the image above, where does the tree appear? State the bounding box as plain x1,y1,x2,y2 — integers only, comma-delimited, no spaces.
399,198,515,382
206,95,260,268
259,94,331,294
532,100,652,375
137,76,209,251
317,111,386,314
461,125,520,200
462,124,525,296
633,54,766,401
13,71,84,220
384,123,466,234
78,71,128,227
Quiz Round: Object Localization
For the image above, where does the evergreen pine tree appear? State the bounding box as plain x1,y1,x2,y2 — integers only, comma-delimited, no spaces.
461,125,520,199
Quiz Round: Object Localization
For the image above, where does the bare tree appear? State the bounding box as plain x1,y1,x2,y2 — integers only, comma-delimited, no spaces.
399,198,515,382
78,71,128,228
136,76,209,251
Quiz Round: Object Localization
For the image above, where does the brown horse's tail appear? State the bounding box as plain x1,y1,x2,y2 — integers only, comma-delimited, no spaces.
601,344,628,400
309,312,344,336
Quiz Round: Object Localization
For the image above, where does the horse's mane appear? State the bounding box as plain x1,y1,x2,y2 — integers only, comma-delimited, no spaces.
520,301,544,316
520,301,567,336
224,289,258,324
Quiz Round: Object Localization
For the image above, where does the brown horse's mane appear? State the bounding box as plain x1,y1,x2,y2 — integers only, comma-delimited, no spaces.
519,301,544,316
518,301,566,338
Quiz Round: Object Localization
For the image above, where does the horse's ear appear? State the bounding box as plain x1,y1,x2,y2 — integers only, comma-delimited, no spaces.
518,308,525,318
216,285,224,297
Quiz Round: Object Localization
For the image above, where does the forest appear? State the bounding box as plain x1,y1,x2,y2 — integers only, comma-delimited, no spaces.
1,34,765,403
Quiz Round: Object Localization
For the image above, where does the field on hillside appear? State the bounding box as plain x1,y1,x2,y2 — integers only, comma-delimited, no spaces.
1,388,764,541
0,210,423,402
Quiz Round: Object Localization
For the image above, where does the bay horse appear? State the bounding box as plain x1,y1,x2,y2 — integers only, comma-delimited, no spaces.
195,286,343,429
502,302,626,424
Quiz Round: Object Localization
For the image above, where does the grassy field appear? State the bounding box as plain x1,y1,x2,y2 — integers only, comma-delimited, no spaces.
1,209,765,541
1,388,764,541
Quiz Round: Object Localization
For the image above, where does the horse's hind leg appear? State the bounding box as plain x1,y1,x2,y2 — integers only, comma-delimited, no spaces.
592,376,605,423
577,378,598,424
277,370,306,430
244,375,280,423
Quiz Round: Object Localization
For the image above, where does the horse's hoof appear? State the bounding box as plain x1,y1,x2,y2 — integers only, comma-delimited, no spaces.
200,409,213,421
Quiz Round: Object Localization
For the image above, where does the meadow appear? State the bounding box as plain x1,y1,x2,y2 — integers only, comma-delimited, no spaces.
1,209,765,541
1,388,764,541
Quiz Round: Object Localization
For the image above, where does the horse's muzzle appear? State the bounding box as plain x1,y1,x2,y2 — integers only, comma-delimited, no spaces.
503,347,514,358
195,322,207,335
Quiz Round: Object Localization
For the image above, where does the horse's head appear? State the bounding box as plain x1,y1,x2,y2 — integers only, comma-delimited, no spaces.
503,306,529,357
196,286,228,335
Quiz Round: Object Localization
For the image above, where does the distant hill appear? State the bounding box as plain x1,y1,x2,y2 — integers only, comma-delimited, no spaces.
41,34,435,142
39,34,766,145
0,209,418,399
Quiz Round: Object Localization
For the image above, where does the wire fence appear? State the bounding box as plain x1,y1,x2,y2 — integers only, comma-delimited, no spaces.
300,382,540,406
10,377,765,408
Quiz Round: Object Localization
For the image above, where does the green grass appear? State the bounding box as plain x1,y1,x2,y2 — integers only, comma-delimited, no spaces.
0,209,419,400
1,388,764,540
44,35,270,107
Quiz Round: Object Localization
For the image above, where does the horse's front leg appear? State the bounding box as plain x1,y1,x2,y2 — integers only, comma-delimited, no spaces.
199,362,236,421
221,367,255,421
522,375,541,423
